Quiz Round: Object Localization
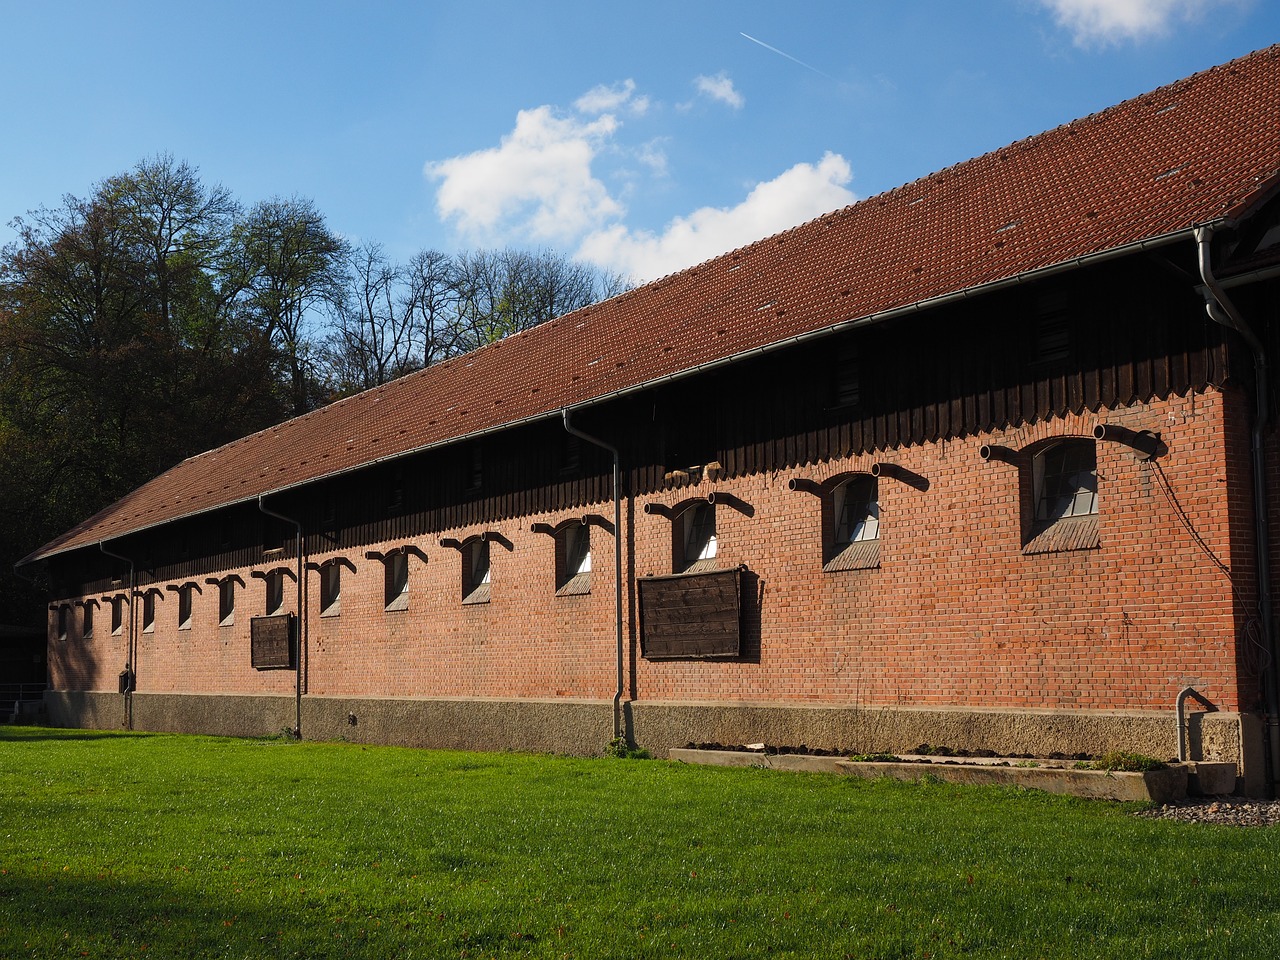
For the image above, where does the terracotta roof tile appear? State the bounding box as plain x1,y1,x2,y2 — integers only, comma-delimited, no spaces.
26,45,1280,563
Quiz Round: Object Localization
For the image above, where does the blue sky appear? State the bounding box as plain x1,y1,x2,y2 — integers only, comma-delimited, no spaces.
0,1,1275,282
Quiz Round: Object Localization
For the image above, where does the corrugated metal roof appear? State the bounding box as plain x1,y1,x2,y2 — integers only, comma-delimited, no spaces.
24,45,1280,565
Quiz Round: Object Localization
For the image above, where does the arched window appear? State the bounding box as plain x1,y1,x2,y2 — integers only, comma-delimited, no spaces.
557,524,592,595
384,552,409,610
678,502,717,573
833,476,880,547
464,539,491,604
177,584,195,630
320,562,342,617
1034,440,1097,522
218,580,236,626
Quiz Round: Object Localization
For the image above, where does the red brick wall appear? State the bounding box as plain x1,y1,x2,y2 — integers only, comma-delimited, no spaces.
630,390,1248,711
48,387,1256,716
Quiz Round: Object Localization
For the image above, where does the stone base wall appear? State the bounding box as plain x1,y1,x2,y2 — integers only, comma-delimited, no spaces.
629,700,1264,795
42,691,1267,795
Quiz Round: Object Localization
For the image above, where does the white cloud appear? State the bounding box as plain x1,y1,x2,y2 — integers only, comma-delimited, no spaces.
425,82,853,283
693,72,745,109
1040,0,1228,46
575,79,649,116
637,139,669,177
576,152,855,282
425,106,623,244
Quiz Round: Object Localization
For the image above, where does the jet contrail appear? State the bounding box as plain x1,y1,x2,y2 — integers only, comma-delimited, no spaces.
740,32,839,83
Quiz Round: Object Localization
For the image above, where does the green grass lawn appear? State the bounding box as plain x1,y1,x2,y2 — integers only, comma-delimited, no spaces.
0,727,1276,959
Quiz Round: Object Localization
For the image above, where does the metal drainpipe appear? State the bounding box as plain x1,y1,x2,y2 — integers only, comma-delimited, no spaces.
1196,224,1279,796
258,496,305,739
98,542,136,730
1176,686,1214,762
562,408,625,743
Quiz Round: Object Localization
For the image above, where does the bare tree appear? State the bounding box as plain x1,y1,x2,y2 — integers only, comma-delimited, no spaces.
324,242,419,393
401,248,460,367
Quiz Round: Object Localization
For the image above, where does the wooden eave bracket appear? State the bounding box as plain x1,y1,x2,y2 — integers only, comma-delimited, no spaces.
364,545,428,565
204,574,246,587
530,514,615,536
305,556,357,573
439,532,511,551
250,566,298,582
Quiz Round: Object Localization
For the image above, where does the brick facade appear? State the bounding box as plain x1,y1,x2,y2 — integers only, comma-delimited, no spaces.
48,385,1257,726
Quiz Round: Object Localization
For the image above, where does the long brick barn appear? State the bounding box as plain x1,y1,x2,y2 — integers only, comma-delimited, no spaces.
19,46,1280,793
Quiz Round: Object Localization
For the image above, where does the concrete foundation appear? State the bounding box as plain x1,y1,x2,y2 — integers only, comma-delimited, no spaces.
42,691,1266,795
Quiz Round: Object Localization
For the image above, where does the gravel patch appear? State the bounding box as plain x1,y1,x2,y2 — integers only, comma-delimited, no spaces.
1137,797,1280,826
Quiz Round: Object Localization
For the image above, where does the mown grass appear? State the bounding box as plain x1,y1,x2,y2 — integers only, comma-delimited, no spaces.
0,727,1276,958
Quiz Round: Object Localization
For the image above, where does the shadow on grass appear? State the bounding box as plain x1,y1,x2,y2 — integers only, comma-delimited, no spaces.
0,870,508,959
0,872,303,957
0,726,156,743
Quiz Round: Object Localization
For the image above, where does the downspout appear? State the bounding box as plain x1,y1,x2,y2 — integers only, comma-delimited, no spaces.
98,542,136,730
1196,224,1279,796
258,496,304,739
562,408,625,744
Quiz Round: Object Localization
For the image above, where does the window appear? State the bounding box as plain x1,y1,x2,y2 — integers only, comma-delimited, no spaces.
82,602,94,639
678,502,717,573
826,476,881,572
1034,440,1097,521
556,524,592,596
177,584,194,630
265,571,284,616
384,552,409,610
142,592,156,633
463,540,491,604
218,580,235,626
110,597,124,636
1024,439,1101,555
834,476,880,546
57,605,68,641
320,563,341,617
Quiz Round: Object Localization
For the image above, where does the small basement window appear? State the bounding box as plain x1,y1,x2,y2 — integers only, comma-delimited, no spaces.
463,540,491,604
556,524,592,596
384,552,409,611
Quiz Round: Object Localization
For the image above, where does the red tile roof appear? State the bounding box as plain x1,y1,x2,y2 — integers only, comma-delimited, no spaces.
25,45,1280,564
